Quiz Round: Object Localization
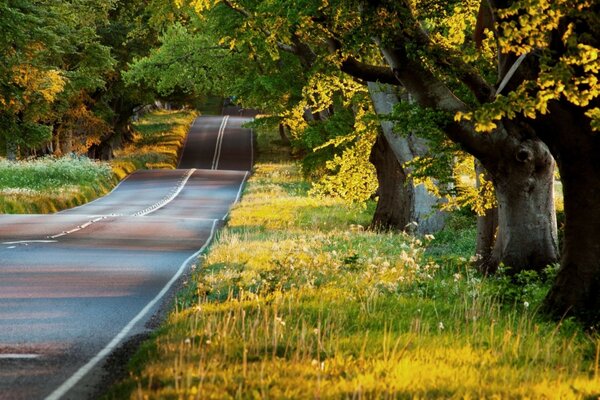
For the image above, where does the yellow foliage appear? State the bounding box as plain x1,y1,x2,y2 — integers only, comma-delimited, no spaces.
11,65,65,107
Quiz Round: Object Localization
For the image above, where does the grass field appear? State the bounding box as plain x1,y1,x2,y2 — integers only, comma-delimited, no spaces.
0,109,197,214
104,126,600,399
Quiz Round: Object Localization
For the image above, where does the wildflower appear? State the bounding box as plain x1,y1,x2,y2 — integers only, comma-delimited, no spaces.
469,254,482,263
438,322,445,331
184,338,191,346
453,273,462,282
424,234,435,241
524,301,530,309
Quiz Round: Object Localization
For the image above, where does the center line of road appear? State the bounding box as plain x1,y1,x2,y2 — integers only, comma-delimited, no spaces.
0,354,40,359
48,216,110,239
2,240,58,245
211,115,229,170
132,168,196,216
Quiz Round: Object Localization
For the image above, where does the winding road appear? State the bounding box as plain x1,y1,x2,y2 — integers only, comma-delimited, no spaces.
0,113,253,399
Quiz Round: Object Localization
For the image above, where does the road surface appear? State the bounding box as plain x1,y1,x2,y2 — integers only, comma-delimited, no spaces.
0,113,253,399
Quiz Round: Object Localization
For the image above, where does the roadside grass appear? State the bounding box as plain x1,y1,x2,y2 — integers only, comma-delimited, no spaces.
105,127,600,399
0,109,197,214
111,110,197,179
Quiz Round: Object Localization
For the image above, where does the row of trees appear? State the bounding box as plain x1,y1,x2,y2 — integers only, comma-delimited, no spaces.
0,0,174,160
125,0,599,324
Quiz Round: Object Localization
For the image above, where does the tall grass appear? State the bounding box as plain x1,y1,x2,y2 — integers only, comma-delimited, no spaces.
104,127,600,399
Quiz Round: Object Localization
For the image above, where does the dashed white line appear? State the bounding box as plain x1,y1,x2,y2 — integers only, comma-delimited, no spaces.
0,354,40,359
48,216,111,239
2,240,58,245
44,219,220,400
132,169,196,217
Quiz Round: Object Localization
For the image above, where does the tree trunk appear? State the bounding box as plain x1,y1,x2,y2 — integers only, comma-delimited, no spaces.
369,133,412,230
367,81,446,234
484,135,559,274
61,129,73,155
544,168,600,323
540,104,600,324
278,123,291,146
6,140,17,161
475,161,498,272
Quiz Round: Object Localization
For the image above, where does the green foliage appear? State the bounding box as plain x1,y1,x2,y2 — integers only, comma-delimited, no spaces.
486,265,559,307
456,0,599,131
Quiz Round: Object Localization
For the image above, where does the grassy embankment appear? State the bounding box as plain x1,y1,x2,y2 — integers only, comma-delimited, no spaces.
106,127,600,399
0,110,197,214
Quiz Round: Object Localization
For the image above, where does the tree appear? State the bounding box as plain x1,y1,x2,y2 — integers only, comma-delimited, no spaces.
0,0,66,158
474,0,599,322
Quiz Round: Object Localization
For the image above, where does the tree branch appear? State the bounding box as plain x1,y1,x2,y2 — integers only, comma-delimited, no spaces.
374,37,493,159
411,25,494,103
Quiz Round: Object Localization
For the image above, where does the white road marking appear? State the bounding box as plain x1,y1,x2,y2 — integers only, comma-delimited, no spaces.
44,219,220,400
2,240,58,245
211,116,229,170
0,354,40,359
48,216,111,239
133,169,196,217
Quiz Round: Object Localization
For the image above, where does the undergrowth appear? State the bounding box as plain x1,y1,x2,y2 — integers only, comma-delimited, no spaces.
0,109,197,213
105,126,600,399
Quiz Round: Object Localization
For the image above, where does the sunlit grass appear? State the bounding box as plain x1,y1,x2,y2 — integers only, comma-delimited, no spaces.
103,126,600,399
111,110,198,179
0,110,197,213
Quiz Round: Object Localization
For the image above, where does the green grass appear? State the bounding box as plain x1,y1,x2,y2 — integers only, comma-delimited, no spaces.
104,126,600,399
0,109,197,214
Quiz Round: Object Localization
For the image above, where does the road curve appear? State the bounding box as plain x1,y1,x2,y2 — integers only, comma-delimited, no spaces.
0,113,253,399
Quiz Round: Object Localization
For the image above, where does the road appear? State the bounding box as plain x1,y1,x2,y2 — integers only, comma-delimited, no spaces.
0,113,253,399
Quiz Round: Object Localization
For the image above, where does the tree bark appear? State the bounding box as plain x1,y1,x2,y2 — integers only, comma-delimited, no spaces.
6,140,17,161
487,138,558,273
367,81,446,234
540,103,600,323
278,123,291,146
369,133,413,230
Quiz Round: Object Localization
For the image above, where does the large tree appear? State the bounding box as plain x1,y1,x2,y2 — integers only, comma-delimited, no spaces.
478,0,599,322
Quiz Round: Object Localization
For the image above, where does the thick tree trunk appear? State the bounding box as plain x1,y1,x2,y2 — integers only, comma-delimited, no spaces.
369,133,412,230
6,140,17,161
61,129,73,155
278,123,291,146
544,168,600,323
484,135,559,273
367,81,446,234
540,104,600,323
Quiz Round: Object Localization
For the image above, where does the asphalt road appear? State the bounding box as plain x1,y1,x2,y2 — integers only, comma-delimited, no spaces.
0,113,254,399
